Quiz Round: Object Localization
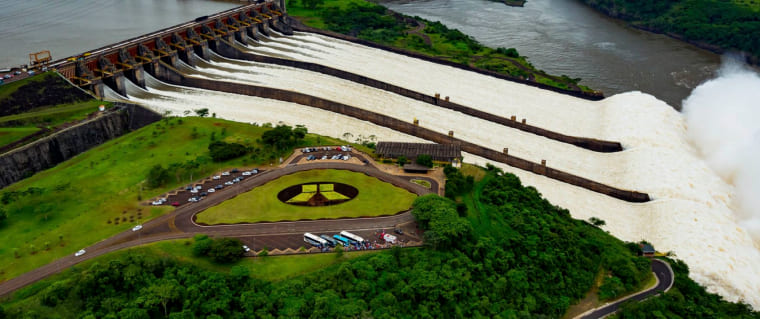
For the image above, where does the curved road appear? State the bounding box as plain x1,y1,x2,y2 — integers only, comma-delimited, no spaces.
578,259,674,319
0,160,435,298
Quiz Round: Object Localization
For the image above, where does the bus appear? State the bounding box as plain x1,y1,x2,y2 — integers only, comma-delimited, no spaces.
332,234,351,246
340,231,364,244
304,233,327,247
320,234,337,247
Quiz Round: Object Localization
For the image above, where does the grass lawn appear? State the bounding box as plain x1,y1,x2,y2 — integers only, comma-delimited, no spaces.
0,117,293,282
321,191,349,200
197,169,417,224
0,100,106,127
0,127,40,148
410,179,431,188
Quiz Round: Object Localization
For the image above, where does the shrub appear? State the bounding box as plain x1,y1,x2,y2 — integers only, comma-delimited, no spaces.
415,154,433,168
208,141,248,162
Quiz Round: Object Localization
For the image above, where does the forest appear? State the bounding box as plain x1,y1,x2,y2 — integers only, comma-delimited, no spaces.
580,0,760,60
1,168,757,318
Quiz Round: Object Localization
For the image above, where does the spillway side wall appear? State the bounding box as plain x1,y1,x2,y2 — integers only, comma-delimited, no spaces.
215,40,622,152
154,61,649,202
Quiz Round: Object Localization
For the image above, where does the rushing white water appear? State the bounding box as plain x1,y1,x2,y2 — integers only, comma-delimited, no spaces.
108,33,760,307
683,57,760,245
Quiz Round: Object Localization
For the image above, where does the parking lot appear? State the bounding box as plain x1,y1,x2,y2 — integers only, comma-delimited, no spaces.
235,223,422,254
150,168,263,207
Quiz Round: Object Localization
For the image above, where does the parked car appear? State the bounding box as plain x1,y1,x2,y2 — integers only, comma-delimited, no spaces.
394,228,404,235
242,171,252,176
231,168,239,173
242,245,251,252
221,171,230,176
307,155,316,161
172,201,180,207
195,185,202,190
132,225,143,231
207,188,215,193
215,184,223,190
200,192,208,197
212,175,221,180
321,155,328,160
185,186,193,191
190,188,198,193
343,155,351,161
251,168,259,174
75,249,86,257
188,197,198,202
225,181,234,186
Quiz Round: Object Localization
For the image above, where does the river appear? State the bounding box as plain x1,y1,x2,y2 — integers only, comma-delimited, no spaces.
0,0,720,108
379,0,722,108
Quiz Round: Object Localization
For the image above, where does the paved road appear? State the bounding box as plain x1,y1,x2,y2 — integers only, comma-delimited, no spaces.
0,161,435,298
578,259,674,319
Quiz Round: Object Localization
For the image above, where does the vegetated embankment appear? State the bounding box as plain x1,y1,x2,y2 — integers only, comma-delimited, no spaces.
0,103,160,188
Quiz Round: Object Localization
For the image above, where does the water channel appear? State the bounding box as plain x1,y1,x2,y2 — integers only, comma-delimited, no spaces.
380,0,722,108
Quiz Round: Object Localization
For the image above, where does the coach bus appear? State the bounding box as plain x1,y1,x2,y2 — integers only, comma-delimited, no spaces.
332,234,351,246
304,233,328,247
340,231,364,244
319,234,337,247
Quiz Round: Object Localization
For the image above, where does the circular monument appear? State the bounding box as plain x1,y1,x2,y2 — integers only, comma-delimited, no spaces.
277,182,358,206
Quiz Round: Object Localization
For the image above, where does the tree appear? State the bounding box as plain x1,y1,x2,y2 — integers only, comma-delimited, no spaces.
397,155,408,166
208,141,248,162
194,108,209,117
144,280,179,317
146,164,170,188
416,154,433,167
301,0,325,9
208,237,245,263
589,217,606,227
261,125,295,151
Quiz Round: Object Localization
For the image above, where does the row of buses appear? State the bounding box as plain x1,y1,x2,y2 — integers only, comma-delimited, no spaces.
304,231,365,248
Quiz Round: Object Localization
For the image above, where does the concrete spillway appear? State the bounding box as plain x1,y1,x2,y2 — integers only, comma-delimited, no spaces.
110,31,760,308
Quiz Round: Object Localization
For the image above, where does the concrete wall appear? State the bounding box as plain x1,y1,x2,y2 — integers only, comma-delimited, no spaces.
214,40,622,152
153,61,649,202
0,103,160,189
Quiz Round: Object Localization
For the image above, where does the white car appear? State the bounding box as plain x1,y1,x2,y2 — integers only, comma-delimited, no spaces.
343,155,351,161
242,171,252,176
190,188,198,194
212,175,221,180
225,181,234,186
207,188,215,193
75,249,86,257
221,171,230,176
132,225,143,231
242,245,250,252
188,197,199,202
151,201,162,206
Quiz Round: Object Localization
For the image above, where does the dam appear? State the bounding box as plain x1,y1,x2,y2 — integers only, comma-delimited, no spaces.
48,0,760,308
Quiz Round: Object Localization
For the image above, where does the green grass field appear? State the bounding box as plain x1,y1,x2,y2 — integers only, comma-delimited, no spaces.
0,100,106,127
0,117,296,281
0,116,379,282
321,191,350,200
287,192,314,203
0,127,40,148
197,169,417,224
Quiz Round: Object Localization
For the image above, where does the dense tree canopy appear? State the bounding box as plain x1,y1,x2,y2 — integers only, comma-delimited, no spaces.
4,169,756,318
